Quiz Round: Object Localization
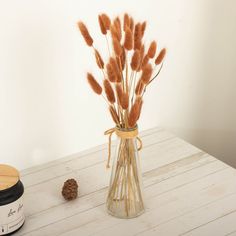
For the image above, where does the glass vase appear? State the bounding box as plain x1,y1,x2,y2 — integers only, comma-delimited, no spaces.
106,126,145,218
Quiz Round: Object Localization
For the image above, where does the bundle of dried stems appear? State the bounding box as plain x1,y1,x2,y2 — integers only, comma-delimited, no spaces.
78,13,166,218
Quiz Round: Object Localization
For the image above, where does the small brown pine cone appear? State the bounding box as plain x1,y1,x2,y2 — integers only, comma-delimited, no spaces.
62,179,78,201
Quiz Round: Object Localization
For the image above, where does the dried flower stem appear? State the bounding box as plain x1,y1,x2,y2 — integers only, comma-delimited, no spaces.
105,34,111,56
142,62,164,96
102,94,111,106
128,70,135,94
125,53,129,93
115,83,124,124
131,71,138,106
107,138,144,217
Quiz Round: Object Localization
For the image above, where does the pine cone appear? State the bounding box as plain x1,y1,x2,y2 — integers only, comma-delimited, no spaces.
62,179,78,201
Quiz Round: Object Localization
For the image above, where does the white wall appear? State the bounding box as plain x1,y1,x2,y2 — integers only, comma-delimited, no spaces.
0,0,235,170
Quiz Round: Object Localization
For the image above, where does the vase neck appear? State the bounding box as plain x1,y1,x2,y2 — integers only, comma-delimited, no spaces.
115,126,138,139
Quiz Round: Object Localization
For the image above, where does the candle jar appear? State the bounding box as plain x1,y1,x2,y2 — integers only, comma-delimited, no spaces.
0,164,25,235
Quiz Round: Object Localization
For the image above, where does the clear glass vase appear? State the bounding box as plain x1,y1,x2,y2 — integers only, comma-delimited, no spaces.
106,126,145,218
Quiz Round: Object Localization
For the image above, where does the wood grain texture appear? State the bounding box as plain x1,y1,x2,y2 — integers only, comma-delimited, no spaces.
0,164,19,190
15,127,236,236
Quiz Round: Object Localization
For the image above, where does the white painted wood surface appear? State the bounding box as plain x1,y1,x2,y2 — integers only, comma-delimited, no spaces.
16,127,236,236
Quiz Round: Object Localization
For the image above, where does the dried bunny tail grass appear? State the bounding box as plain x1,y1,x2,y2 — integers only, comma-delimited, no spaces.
101,14,111,30
147,41,157,58
104,79,116,104
87,73,102,95
115,82,128,109
121,92,129,110
110,25,119,41
134,23,142,50
129,17,134,32
123,13,130,31
131,50,141,71
155,48,166,65
112,37,122,56
119,46,126,71
128,103,139,128
140,44,145,55
113,17,122,41
77,21,93,47
141,21,146,37
109,105,120,124
136,96,143,119
124,27,133,50
94,49,104,69
110,57,121,82
128,97,143,127
115,83,123,104
116,83,129,110
135,78,145,95
141,63,153,84
141,54,149,69
98,15,107,35
106,63,116,82
137,44,145,71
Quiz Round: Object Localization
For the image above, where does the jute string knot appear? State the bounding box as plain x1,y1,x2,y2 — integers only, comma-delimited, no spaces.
104,127,143,169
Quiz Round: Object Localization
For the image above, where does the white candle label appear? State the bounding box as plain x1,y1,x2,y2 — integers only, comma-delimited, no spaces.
0,196,24,235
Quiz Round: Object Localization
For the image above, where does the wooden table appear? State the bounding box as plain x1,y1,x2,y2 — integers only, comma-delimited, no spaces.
17,127,236,236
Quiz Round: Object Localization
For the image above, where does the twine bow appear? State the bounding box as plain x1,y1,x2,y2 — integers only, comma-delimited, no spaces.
104,127,143,169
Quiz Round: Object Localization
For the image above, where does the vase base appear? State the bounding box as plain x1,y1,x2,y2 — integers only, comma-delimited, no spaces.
106,199,145,219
